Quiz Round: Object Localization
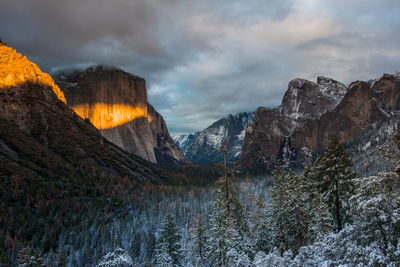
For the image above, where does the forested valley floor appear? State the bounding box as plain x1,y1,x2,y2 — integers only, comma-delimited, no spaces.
3,135,400,266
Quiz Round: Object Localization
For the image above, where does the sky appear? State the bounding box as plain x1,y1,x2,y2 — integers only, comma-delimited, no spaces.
1,0,399,135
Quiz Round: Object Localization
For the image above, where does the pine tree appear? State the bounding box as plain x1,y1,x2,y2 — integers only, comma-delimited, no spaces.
309,137,357,232
269,161,290,254
254,219,272,254
57,246,67,267
153,213,183,267
17,246,45,266
269,162,310,255
286,170,310,254
0,247,10,266
47,248,57,267
187,214,207,266
97,247,134,267
206,184,231,266
153,243,173,267
309,192,333,241
206,164,251,266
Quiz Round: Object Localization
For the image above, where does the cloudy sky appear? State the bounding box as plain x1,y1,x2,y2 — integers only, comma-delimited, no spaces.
1,0,399,134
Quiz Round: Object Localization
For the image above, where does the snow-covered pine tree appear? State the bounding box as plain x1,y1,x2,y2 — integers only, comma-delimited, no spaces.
57,246,67,267
309,192,333,241
206,207,229,266
309,137,357,232
47,248,57,267
286,170,310,254
97,247,134,267
269,161,291,254
186,214,207,266
206,168,251,266
153,243,173,267
254,217,272,255
153,213,183,267
17,246,45,266
269,162,310,255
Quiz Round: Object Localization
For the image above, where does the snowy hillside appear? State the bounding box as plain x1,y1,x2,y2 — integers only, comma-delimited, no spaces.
175,112,255,162
173,133,199,152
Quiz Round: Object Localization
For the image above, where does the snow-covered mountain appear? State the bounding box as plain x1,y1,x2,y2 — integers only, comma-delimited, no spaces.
173,133,199,152
174,112,255,162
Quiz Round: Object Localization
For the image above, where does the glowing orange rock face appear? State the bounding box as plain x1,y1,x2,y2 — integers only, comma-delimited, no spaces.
0,43,66,103
72,103,152,129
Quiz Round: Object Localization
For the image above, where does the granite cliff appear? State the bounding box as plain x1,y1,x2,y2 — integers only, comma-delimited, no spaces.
242,74,400,176
54,66,188,164
0,42,169,183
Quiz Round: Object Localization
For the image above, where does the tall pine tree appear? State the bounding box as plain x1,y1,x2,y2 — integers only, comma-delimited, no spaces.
206,161,251,266
269,162,310,255
309,137,357,232
153,213,183,267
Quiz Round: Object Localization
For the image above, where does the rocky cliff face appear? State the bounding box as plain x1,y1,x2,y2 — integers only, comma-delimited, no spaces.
176,112,254,162
54,66,187,164
242,74,400,176
0,43,168,182
279,76,347,120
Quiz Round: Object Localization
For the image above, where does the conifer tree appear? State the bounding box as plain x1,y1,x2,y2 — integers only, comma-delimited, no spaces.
269,161,291,254
206,159,251,266
187,214,207,266
309,137,357,232
286,170,310,254
153,213,183,267
269,162,310,254
254,218,272,254
57,246,67,267
309,193,333,241
17,246,45,266
47,248,57,267
154,243,173,267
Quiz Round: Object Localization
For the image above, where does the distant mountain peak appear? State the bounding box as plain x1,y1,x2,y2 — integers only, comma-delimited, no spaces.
175,111,255,162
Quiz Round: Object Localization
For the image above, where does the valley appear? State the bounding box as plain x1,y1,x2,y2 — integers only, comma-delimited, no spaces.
1,1,400,264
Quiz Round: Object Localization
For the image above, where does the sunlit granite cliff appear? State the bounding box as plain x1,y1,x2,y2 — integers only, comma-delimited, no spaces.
0,42,168,182
54,66,188,164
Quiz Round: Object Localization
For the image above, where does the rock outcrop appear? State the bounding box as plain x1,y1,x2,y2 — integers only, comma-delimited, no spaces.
54,66,188,164
280,76,347,120
0,44,66,103
242,74,400,175
0,43,169,182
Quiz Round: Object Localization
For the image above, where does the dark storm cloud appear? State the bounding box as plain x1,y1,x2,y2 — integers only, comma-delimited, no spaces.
1,0,399,134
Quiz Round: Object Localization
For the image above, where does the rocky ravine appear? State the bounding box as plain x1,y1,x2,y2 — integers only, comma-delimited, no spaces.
175,112,255,162
242,74,400,176
54,66,188,165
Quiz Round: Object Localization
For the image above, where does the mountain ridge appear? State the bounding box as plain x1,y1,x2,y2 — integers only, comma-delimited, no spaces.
174,112,255,162
242,73,400,175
